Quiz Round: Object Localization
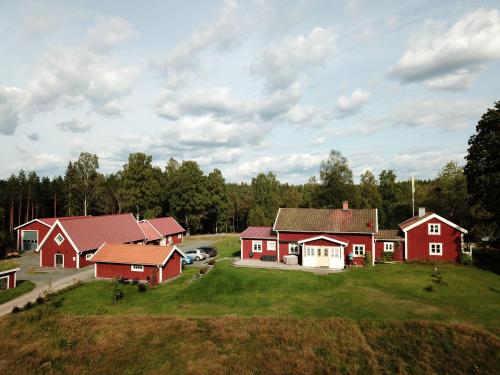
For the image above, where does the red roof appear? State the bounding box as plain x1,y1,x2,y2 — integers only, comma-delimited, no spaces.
57,214,146,252
240,227,276,239
399,212,434,230
14,216,86,230
91,243,182,266
139,221,162,241
147,217,185,236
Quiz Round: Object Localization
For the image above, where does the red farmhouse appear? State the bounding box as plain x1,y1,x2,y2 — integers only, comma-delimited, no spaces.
15,217,59,251
37,214,146,269
139,217,185,245
399,209,467,262
241,203,377,269
0,266,20,290
91,243,185,285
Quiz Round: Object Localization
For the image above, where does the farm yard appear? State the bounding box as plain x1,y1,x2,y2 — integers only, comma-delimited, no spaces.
0,235,499,374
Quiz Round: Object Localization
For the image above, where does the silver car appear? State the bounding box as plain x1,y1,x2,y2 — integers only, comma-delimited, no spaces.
184,249,208,261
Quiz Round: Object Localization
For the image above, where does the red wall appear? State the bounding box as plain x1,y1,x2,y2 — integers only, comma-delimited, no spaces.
171,233,183,244
241,238,278,260
96,263,159,284
40,224,77,268
17,221,51,251
1,271,16,289
162,252,182,280
79,251,96,268
406,218,462,262
375,241,404,261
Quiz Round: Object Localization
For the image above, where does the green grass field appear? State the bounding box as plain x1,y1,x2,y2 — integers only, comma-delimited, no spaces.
0,280,35,305
0,260,18,272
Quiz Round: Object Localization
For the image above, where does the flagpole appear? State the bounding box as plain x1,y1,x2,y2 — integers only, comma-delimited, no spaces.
411,174,415,217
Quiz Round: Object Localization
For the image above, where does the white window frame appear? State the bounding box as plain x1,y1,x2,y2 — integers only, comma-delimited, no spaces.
85,253,93,260
177,233,182,239
383,242,394,252
0,275,9,290
54,233,65,246
267,241,276,251
289,243,299,254
306,247,314,256
21,230,39,251
429,243,443,256
131,265,144,272
428,223,441,235
252,240,262,252
353,244,365,257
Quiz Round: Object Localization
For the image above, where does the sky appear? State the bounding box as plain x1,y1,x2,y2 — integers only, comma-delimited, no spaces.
0,0,499,184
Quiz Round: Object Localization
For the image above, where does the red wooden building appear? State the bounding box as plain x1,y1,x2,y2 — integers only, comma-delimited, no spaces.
374,230,404,261
399,209,467,263
139,217,185,245
90,243,185,285
37,214,146,269
14,218,58,251
240,203,377,269
0,266,20,290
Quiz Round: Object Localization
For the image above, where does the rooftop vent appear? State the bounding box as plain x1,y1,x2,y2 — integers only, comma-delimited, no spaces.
342,201,349,210
418,207,426,218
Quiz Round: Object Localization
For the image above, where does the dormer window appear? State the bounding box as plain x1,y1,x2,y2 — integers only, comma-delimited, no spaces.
54,233,65,246
428,223,440,235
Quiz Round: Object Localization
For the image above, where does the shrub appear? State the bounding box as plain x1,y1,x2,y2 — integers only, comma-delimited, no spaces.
36,296,45,305
12,306,21,313
199,266,209,275
364,251,372,266
111,282,124,304
137,283,147,293
423,284,434,292
383,252,394,262
460,253,473,266
24,301,33,310
208,259,216,266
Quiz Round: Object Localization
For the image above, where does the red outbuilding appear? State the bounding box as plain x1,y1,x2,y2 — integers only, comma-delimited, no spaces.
90,243,185,285
0,267,20,290
37,213,146,269
399,209,467,263
375,229,404,261
140,217,185,245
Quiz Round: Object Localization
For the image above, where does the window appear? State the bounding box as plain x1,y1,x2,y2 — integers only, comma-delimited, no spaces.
306,247,314,256
54,233,65,246
289,243,299,254
177,233,182,239
85,253,94,260
428,223,440,235
0,276,8,290
429,243,443,256
267,241,276,251
323,248,328,256
252,240,262,252
131,265,144,272
384,242,394,252
353,245,365,257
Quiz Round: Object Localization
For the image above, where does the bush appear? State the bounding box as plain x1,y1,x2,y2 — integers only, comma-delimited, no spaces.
24,301,33,310
208,259,216,266
137,283,147,293
460,253,473,266
12,306,21,313
199,266,209,275
382,252,394,262
423,284,434,292
36,296,45,305
364,251,372,266
111,282,124,304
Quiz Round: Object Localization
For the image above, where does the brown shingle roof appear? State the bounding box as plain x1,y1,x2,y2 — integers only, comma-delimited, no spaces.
375,229,404,241
240,227,276,239
273,208,377,233
91,243,181,266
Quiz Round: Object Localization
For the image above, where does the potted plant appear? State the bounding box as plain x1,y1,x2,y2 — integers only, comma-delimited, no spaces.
249,251,253,258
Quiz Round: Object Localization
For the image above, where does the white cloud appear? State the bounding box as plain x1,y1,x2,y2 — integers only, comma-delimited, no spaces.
11,153,66,175
155,0,241,77
391,149,465,178
0,86,24,135
56,118,92,133
336,89,370,116
390,8,500,89
253,26,337,90
87,16,138,51
285,105,333,126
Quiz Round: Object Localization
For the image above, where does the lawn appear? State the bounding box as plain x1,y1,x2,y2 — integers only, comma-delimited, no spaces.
0,280,35,305
50,236,500,328
0,260,19,272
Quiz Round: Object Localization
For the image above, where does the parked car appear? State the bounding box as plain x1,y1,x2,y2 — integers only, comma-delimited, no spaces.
184,249,208,261
198,246,217,257
182,255,193,265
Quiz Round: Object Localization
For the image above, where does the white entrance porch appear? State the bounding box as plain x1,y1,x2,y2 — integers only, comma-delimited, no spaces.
298,236,348,269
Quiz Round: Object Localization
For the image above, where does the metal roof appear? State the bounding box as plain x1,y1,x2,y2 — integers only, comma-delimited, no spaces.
375,229,404,241
147,217,185,236
273,208,377,234
139,221,162,241
240,227,277,239
91,243,182,266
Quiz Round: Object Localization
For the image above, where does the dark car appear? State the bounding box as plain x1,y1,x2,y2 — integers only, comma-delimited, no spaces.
198,246,217,257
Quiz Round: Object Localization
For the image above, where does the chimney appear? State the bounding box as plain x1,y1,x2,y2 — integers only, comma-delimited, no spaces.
418,207,426,218
342,201,349,210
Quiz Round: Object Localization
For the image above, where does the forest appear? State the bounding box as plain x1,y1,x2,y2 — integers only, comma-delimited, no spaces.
0,102,498,255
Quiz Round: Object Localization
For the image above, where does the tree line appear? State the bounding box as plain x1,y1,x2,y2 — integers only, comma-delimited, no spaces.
0,102,498,254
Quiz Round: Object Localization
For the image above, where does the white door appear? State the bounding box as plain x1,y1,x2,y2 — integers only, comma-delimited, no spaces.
329,246,344,269
303,246,317,267
317,247,330,267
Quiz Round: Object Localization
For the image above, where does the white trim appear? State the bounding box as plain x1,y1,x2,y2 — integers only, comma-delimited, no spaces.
272,208,282,231
54,232,65,246
353,244,365,257
0,268,20,277
371,234,375,266
21,229,39,251
76,251,80,269
404,231,408,260
429,242,443,256
277,231,280,261
94,263,97,278
142,219,164,238
375,208,378,233
90,242,107,261
297,235,348,246
14,218,52,230
401,213,467,234
240,238,243,259
252,240,263,252
85,252,93,260
383,242,394,252
267,240,276,251
131,265,144,272
159,265,163,283
54,253,64,268
37,220,80,254
289,243,300,254
428,223,441,235
14,270,17,288
0,275,9,290
160,246,187,267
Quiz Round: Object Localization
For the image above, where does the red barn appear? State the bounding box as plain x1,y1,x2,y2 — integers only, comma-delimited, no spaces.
37,214,146,269
240,203,377,269
375,230,404,261
91,243,185,285
140,217,185,245
399,209,467,263
0,266,20,290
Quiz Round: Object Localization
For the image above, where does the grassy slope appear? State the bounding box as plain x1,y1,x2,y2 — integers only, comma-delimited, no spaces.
0,260,18,272
0,280,35,305
0,313,498,375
